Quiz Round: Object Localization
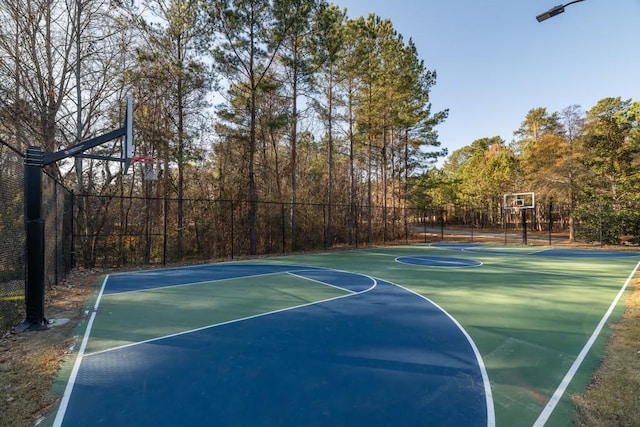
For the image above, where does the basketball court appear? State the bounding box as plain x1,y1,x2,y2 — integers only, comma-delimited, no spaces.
40,243,640,426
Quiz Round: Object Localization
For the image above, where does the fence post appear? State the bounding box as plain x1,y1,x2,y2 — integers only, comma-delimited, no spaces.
230,200,235,259
471,207,474,243
548,201,553,245
70,190,76,268
163,196,168,266
423,209,427,243
281,203,286,255
323,204,327,250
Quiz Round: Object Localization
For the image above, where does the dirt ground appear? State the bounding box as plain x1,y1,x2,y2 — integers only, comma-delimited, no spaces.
0,269,101,427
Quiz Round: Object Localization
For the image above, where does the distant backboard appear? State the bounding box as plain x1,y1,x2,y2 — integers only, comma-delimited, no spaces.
123,95,134,173
504,192,535,210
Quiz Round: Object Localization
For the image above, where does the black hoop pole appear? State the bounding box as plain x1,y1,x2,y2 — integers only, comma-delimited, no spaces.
522,208,528,245
549,201,553,245
23,146,47,329
19,100,132,331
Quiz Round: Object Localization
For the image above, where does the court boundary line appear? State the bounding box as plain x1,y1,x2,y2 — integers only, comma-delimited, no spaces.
395,255,483,268
53,275,109,427
287,271,357,294
461,246,549,256
87,272,376,358
388,280,496,427
532,259,640,426
84,291,370,358
106,270,298,296
52,266,378,425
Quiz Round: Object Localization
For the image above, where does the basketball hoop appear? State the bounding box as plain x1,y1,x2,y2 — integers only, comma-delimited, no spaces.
512,200,523,216
130,155,161,181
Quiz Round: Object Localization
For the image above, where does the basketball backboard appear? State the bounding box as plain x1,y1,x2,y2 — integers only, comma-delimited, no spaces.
123,95,134,173
504,192,535,210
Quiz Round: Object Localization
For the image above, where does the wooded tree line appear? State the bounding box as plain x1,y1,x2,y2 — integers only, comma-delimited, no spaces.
413,98,640,244
0,0,446,258
1,0,638,263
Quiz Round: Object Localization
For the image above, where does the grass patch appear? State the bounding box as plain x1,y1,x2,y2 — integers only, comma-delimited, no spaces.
573,277,640,426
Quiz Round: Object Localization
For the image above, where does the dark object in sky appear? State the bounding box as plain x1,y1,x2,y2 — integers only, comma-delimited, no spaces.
536,0,585,23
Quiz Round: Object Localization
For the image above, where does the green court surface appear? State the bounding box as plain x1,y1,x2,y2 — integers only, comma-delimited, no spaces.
248,244,639,426
87,272,350,354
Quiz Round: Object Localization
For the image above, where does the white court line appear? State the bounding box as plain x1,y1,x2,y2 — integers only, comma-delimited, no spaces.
84,271,377,357
53,275,109,427
287,271,357,294
395,256,483,268
389,281,495,427
533,259,640,426
53,268,376,425
109,271,289,296
83,291,369,358
525,247,554,255
461,247,544,256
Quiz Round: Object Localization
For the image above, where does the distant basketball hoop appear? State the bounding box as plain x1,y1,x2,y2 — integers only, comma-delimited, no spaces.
504,192,535,245
504,192,535,211
130,155,161,181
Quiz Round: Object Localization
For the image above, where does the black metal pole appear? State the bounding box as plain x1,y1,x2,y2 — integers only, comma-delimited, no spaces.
423,210,427,243
23,146,47,329
522,208,528,245
504,209,507,245
323,204,327,250
471,207,474,243
549,201,553,245
163,196,168,266
230,200,235,259
281,203,286,254
70,190,75,268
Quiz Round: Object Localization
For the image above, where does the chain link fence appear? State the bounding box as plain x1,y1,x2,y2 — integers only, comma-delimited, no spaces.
416,203,575,245
0,143,73,333
73,194,424,268
72,190,582,269
0,145,25,332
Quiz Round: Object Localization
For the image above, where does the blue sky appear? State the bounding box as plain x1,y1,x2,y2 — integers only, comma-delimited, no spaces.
331,0,640,163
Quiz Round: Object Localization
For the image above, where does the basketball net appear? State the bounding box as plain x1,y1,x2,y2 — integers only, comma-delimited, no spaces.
511,202,521,216
130,155,160,181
